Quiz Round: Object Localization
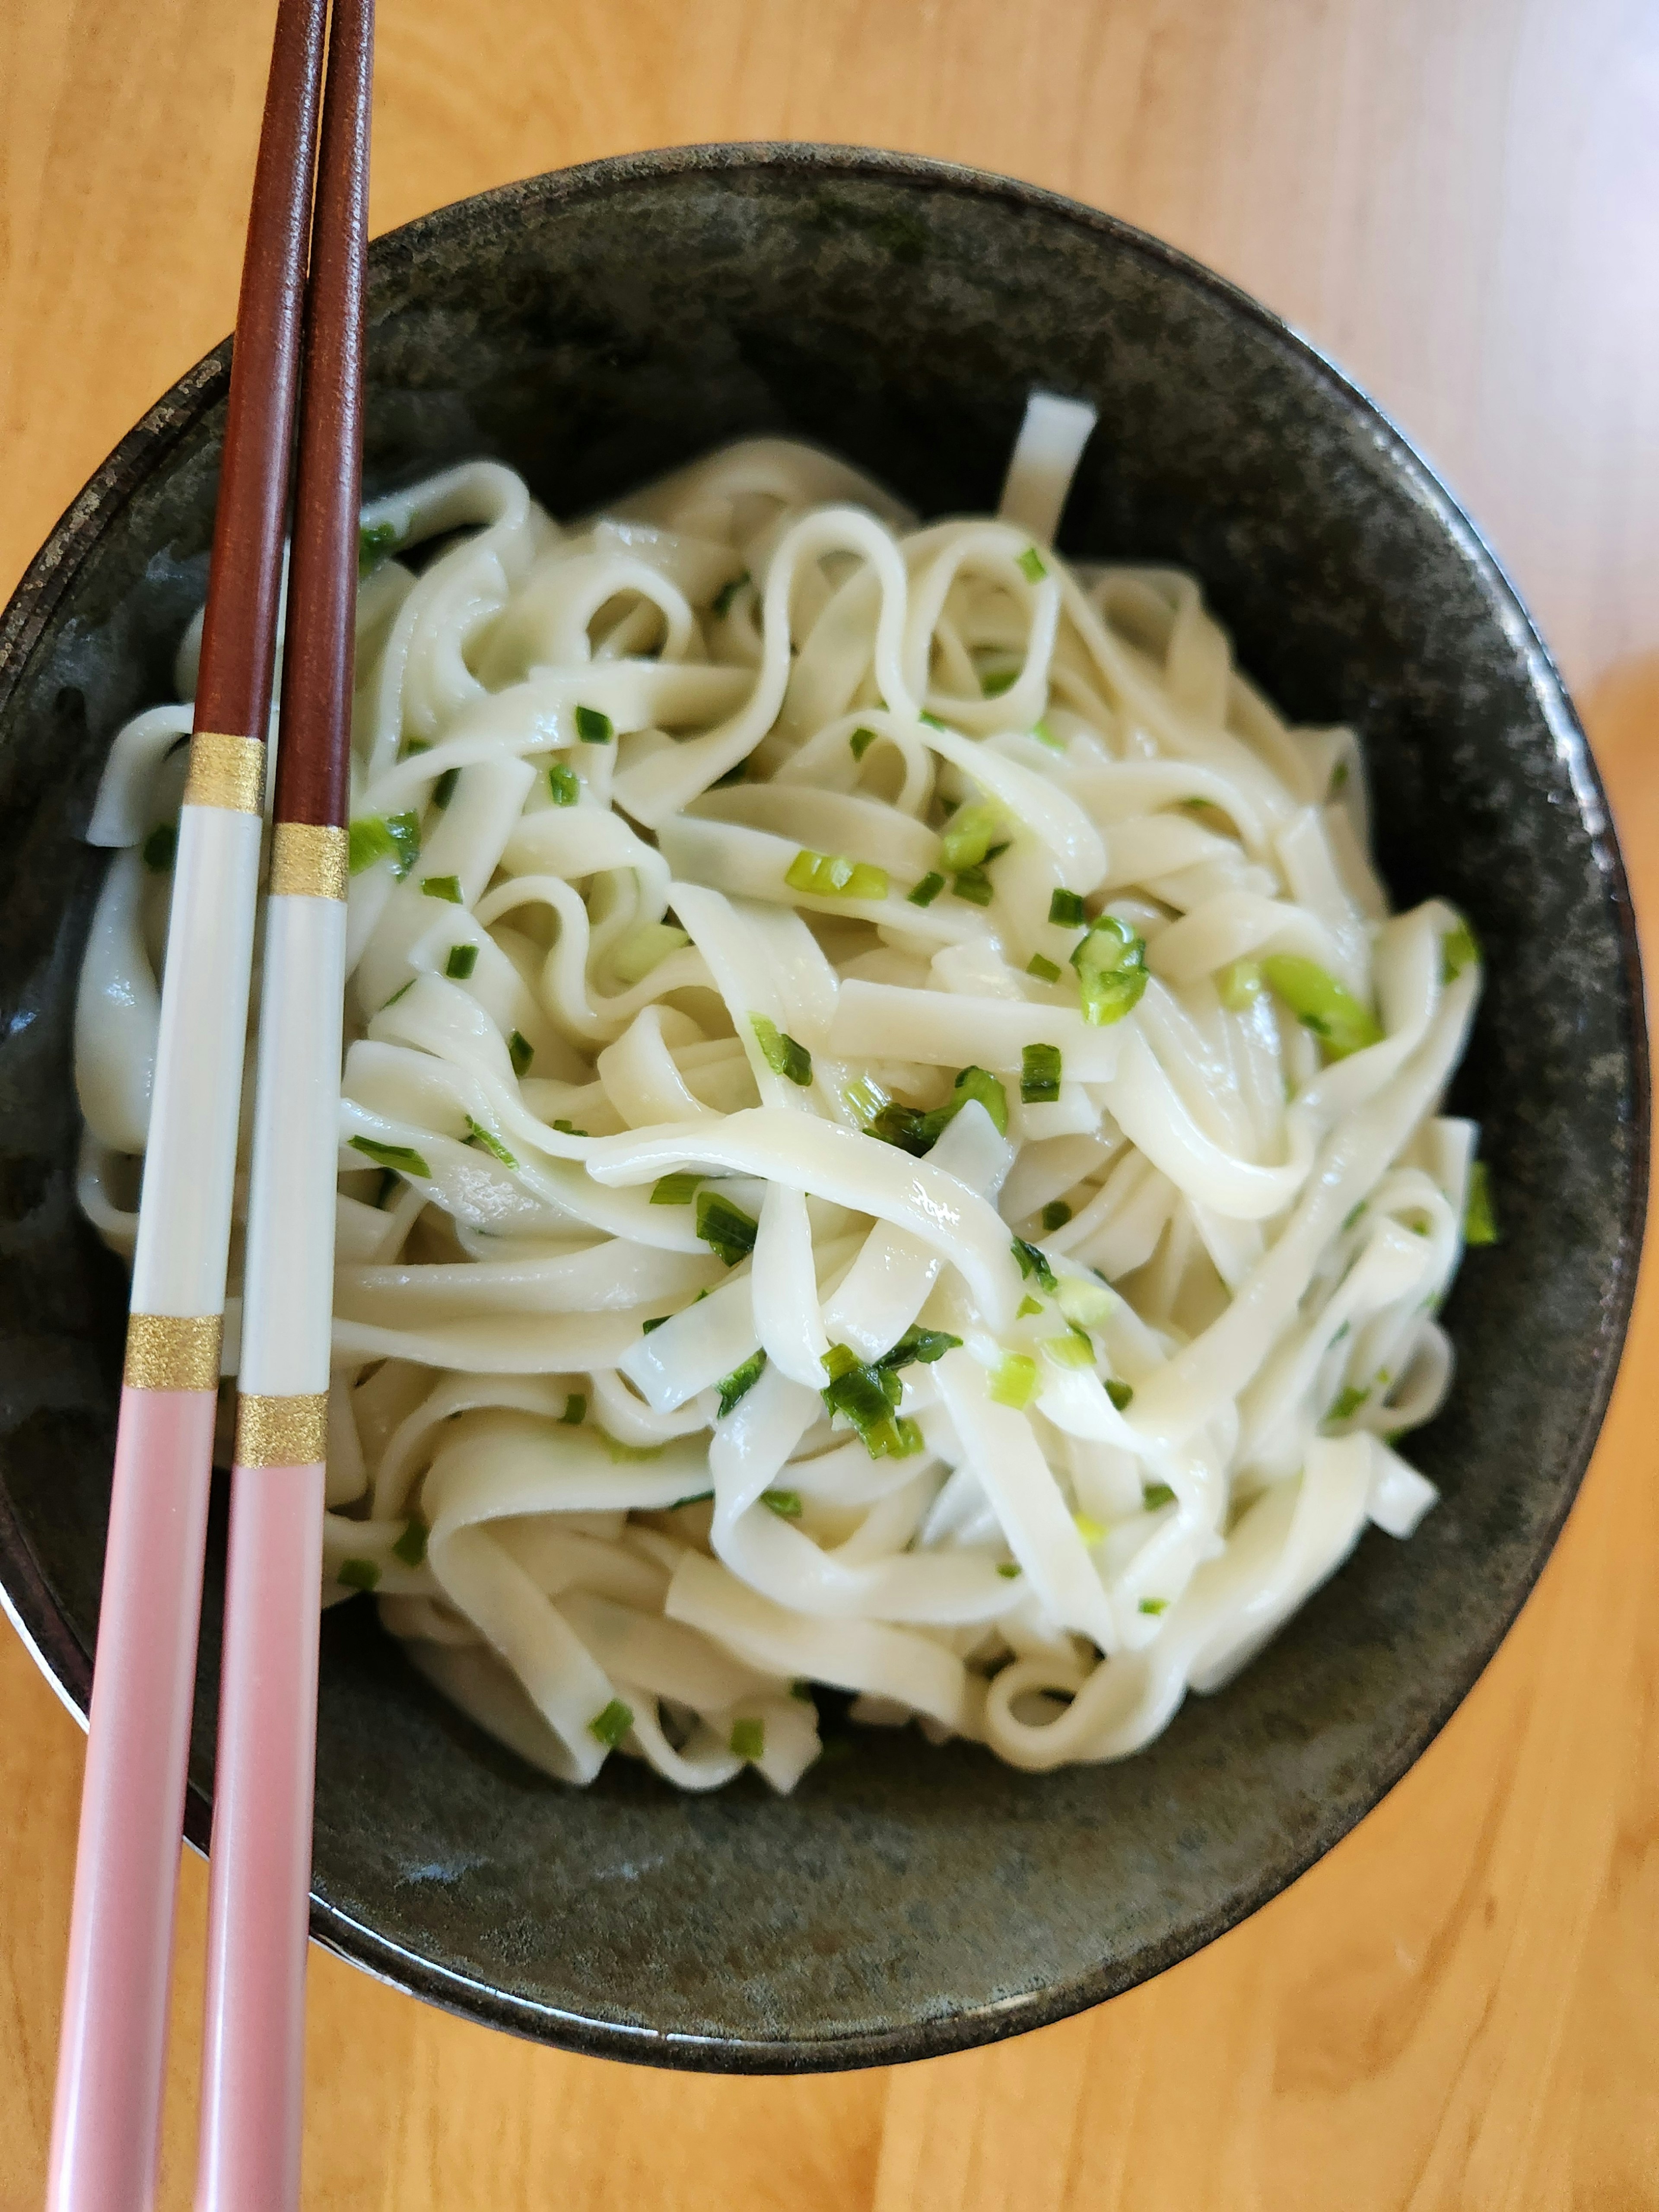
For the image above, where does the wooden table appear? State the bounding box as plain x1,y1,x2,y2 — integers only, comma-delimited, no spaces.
4,3,1657,2203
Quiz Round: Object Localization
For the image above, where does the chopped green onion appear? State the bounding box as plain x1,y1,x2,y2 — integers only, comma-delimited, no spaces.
348,1136,430,1178
1216,958,1263,1011
1143,1481,1175,1511
1011,1237,1057,1294
1329,759,1350,793
445,942,478,980
982,666,1019,696
1328,1384,1368,1422
996,1562,1022,1579
1042,1332,1094,1369
1138,1596,1168,1617
553,1118,587,1137
141,821,176,871
849,725,878,762
602,1433,664,1463
338,1557,381,1592
716,1349,767,1418
730,1716,766,1761
1071,913,1148,1026
613,920,691,983
560,1393,586,1425
1342,1201,1367,1233
464,1115,516,1168
951,866,995,906
1049,888,1087,928
1105,1379,1134,1412
819,1344,926,1459
575,705,613,744
1040,1199,1072,1232
421,874,463,903
988,1352,1039,1409
432,767,459,810
1032,719,1063,750
864,1064,1008,1156
1021,1042,1062,1104
651,1172,703,1206
762,1488,803,1519
1027,953,1062,983
872,1325,962,1371
1442,917,1481,982
641,1315,670,1334
919,711,948,731
1017,546,1048,582
358,519,400,575
750,1014,813,1087
508,1030,534,1076
379,979,414,1013
392,1516,428,1567
908,871,946,907
1464,1160,1499,1246
785,848,890,902
548,762,580,806
696,1189,759,1266
712,571,750,619
347,810,421,879
940,801,1005,871
1055,1275,1115,1328
1074,1511,1106,1545
1017,1295,1043,1318
588,1698,634,1748
1259,954,1382,1058
672,1489,715,1509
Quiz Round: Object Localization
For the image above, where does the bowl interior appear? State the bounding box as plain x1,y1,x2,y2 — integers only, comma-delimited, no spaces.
0,146,1643,2069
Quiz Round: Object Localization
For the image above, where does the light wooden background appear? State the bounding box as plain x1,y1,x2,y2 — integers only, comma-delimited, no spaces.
3,2,1657,2205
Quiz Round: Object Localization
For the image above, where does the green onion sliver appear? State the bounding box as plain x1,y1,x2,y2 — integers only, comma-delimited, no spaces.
908,871,946,907
421,874,463,904
445,942,478,979
349,1135,429,1178
1259,954,1382,1059
988,1352,1039,1410
785,848,890,902
575,705,613,744
1071,913,1148,1027
464,1115,516,1168
1040,1199,1072,1232
696,1189,759,1266
716,1349,767,1418
940,801,1004,872
338,1557,381,1592
560,1393,586,1425
1027,953,1062,983
391,1516,428,1567
588,1697,634,1748
1464,1160,1499,1245
548,762,580,806
730,1716,766,1761
1020,1042,1062,1104
750,1013,813,1087
849,726,877,762
650,1172,703,1206
1048,887,1086,927
1017,546,1048,583
508,1030,534,1077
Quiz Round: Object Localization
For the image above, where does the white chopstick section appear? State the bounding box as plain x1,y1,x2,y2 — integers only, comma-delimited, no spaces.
129,799,263,1323
237,890,348,1399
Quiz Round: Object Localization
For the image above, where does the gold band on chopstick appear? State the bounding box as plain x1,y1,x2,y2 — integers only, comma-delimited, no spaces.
123,1313,223,1392
183,731,266,814
269,821,349,901
234,1391,329,1469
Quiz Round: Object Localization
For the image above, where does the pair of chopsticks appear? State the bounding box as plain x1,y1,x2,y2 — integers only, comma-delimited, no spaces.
48,2,373,2206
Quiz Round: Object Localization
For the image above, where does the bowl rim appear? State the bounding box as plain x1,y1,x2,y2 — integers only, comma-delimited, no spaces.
0,139,1647,2072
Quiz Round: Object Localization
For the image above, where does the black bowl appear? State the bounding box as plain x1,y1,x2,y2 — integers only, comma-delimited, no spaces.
0,145,1644,2070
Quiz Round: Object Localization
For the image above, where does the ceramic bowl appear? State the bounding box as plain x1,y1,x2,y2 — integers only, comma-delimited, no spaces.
0,145,1644,2070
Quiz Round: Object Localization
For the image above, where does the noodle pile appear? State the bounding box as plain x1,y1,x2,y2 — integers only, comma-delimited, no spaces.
73,394,1486,1790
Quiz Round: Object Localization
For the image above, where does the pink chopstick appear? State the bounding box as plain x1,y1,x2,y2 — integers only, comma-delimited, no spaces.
196,1,375,2204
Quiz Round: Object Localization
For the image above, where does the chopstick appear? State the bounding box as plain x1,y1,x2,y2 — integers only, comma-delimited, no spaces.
47,4,328,2206
196,0,374,2202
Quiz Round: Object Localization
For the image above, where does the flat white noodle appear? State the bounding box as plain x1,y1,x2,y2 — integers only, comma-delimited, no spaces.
72,396,1486,1793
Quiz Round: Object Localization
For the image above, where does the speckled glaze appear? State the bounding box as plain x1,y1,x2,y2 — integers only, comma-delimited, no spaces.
0,147,1644,2072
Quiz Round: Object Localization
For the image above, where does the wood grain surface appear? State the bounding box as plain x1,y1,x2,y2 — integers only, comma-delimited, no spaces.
3,3,1657,2205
